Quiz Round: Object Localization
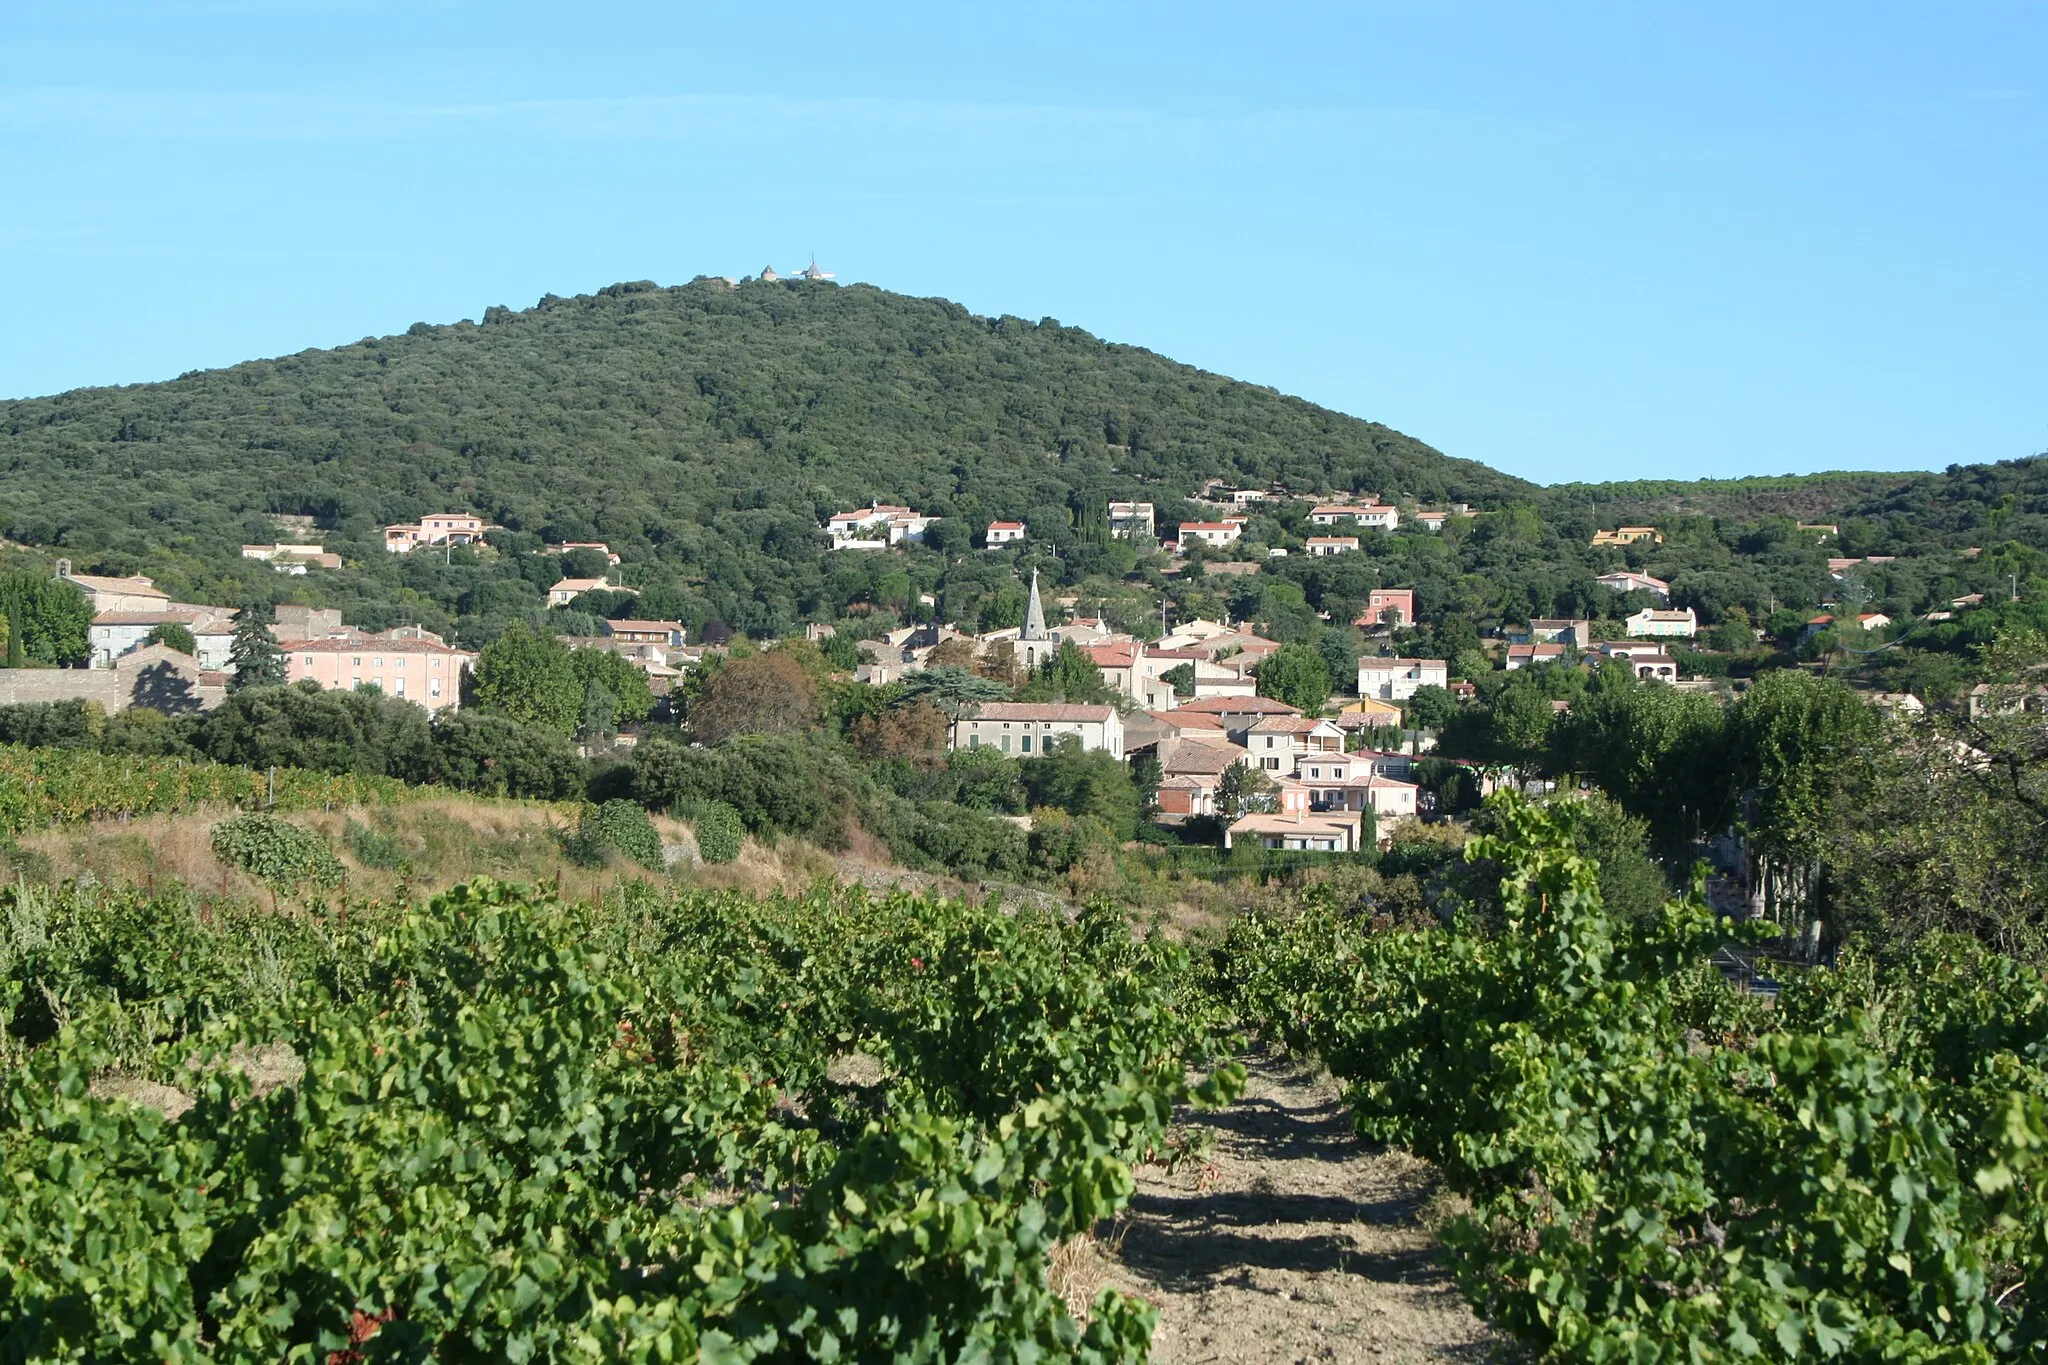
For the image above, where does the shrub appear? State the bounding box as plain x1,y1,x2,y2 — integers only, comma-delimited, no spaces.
344,818,408,871
562,799,665,871
692,800,744,864
210,814,346,890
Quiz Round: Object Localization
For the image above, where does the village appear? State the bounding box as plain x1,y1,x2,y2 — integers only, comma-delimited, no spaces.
6,482,2008,863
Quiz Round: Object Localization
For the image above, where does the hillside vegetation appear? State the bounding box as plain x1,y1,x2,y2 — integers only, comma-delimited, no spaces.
0,278,1517,635
0,276,2041,653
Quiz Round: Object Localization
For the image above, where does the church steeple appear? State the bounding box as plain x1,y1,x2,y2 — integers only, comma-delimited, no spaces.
1023,568,1048,641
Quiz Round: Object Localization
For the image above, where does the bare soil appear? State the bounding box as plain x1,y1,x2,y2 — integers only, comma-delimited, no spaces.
1090,1050,1502,1364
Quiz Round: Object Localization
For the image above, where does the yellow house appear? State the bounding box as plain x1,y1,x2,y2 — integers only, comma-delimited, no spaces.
1337,696,1405,723
1591,526,1661,547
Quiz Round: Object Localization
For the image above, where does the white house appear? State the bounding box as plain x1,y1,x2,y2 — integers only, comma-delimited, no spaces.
1595,570,1671,599
985,520,1027,546
1176,520,1244,549
1305,536,1360,556
1309,503,1399,531
1356,656,1448,701
827,503,933,550
1624,607,1698,639
1108,502,1156,539
950,702,1124,759
241,544,341,574
90,607,240,671
1225,810,1364,852
550,577,632,607
54,562,171,615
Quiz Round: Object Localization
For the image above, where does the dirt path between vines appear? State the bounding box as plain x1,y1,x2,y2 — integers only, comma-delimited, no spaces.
1084,1050,1502,1364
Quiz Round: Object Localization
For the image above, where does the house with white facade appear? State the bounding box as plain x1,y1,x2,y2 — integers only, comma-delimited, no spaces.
1595,570,1671,599
549,577,630,608
1108,502,1155,539
950,702,1124,759
1356,656,1448,701
1225,810,1365,852
984,520,1027,546
1305,536,1359,556
241,544,342,574
1309,503,1399,531
54,561,170,615
1624,607,1698,639
89,606,241,671
826,503,934,550
1176,520,1244,549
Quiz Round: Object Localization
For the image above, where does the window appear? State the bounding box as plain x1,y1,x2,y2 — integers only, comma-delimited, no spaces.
302,655,314,665
431,658,441,668
1020,735,1032,753
429,679,442,698
351,676,361,688
1000,736,1011,753
352,657,361,666
969,735,980,749
373,657,382,668
394,677,406,697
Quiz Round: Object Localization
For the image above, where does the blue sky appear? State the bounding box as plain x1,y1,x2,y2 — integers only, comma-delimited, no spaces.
2,1,2042,485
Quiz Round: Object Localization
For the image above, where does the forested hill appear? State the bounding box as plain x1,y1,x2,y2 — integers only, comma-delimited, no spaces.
0,276,1520,563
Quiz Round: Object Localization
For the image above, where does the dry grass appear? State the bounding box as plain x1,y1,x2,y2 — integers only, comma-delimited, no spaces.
15,797,841,904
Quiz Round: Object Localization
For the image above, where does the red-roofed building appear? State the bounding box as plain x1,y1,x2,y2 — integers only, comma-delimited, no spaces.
985,520,1027,546
1358,588,1416,630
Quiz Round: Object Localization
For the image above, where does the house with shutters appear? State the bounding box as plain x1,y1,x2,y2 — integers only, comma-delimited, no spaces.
1356,656,1448,701
284,626,474,712
949,702,1124,759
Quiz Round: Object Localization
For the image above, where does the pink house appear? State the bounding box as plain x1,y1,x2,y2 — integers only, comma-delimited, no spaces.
285,627,474,712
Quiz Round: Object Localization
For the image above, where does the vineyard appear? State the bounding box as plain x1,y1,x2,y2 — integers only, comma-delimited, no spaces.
3,788,2044,1361
0,745,429,835
0,877,1241,1361
1216,794,2048,1361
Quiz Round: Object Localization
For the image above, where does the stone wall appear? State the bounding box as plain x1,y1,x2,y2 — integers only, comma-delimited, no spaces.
0,645,225,714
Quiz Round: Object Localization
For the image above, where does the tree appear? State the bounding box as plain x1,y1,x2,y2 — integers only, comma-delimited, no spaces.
1404,684,1458,733
226,619,288,691
1725,669,1879,927
1257,643,1332,715
1019,736,1141,839
145,622,198,656
851,698,950,766
1160,662,1196,700
424,711,587,799
1218,760,1277,817
899,664,1011,717
691,650,819,744
1317,631,1361,694
0,573,90,667
1018,640,1117,705
567,648,656,731
471,622,583,735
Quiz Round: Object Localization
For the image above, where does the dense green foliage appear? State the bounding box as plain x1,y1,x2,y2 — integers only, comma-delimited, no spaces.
0,279,1510,643
690,800,744,864
207,812,346,890
563,798,665,871
0,876,1241,1360
0,744,424,834
1219,793,2048,1360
